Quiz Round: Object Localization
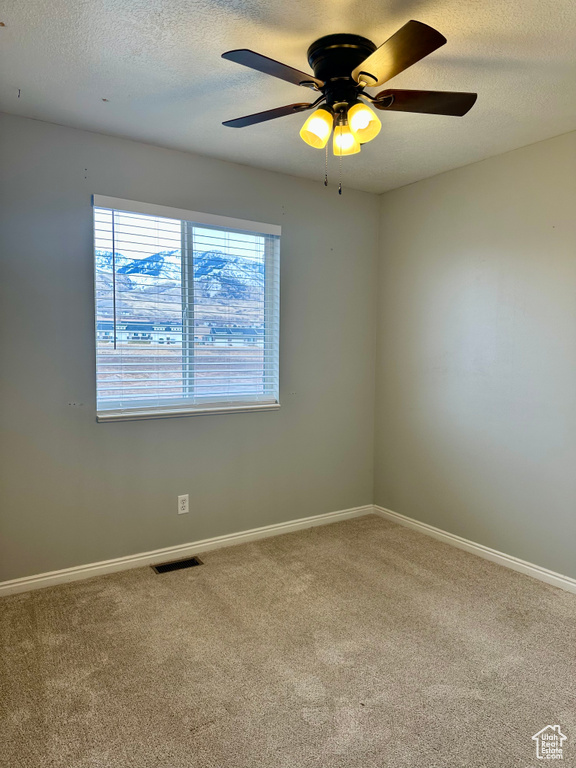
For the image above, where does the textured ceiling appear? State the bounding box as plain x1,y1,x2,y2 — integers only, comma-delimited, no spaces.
1,0,576,193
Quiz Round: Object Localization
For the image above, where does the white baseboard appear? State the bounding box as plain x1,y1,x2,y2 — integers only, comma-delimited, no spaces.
374,505,576,595
3,503,574,597
0,505,372,597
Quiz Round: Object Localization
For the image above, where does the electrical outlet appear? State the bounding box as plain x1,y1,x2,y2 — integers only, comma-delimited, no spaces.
178,494,189,515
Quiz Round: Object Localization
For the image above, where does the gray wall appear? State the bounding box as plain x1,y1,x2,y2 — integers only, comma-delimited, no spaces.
375,131,576,579
0,113,378,582
2,112,575,585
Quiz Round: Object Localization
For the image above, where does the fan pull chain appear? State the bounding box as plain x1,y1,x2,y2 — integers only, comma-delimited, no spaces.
324,144,328,187
338,154,342,195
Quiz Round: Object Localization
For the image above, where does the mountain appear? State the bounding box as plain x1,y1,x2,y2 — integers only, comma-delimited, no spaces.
194,251,264,301
94,250,131,273
118,250,181,280
95,249,265,323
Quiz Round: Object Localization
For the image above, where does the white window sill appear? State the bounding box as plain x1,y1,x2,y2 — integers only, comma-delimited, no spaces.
97,402,281,423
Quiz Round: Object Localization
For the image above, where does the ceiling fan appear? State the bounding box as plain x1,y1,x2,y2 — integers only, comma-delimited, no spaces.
221,20,477,157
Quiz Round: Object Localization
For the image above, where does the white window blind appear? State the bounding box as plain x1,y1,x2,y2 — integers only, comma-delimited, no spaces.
93,196,280,421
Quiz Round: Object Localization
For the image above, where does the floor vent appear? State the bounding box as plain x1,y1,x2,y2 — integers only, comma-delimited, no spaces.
152,556,203,574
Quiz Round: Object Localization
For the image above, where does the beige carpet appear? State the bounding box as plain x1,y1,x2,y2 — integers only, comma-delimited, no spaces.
1,515,575,768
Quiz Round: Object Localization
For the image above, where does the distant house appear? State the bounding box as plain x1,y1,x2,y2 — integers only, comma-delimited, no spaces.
532,726,567,759
96,321,182,345
96,321,264,347
205,327,265,347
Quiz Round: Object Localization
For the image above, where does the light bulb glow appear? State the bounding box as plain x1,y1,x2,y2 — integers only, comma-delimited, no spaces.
348,103,381,144
308,117,330,137
351,111,370,130
332,125,361,156
335,131,355,151
300,109,333,149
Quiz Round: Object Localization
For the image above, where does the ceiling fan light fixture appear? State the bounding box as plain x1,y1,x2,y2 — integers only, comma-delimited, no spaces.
299,108,333,148
348,102,381,143
222,22,477,183
333,123,361,156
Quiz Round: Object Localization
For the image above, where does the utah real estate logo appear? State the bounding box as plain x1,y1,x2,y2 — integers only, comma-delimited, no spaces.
532,726,567,760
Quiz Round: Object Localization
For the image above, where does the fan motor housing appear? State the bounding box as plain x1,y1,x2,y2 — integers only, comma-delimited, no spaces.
307,34,376,82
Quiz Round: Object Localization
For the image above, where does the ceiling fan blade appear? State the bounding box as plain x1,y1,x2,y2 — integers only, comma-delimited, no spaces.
223,102,315,128
352,20,446,87
373,89,477,116
222,49,324,89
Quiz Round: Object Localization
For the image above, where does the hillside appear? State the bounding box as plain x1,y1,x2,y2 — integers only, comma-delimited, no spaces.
95,249,265,324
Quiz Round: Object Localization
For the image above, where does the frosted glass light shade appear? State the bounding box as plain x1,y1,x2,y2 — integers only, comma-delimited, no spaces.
299,109,333,148
333,124,361,156
348,103,381,144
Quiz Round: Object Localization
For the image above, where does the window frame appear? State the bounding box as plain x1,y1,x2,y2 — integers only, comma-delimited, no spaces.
93,196,281,422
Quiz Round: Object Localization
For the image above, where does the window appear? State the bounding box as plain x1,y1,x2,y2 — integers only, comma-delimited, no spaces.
93,196,280,421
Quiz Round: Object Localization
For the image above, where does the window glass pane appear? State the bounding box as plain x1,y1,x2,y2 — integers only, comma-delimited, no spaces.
94,209,183,408
94,201,280,418
192,227,266,400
